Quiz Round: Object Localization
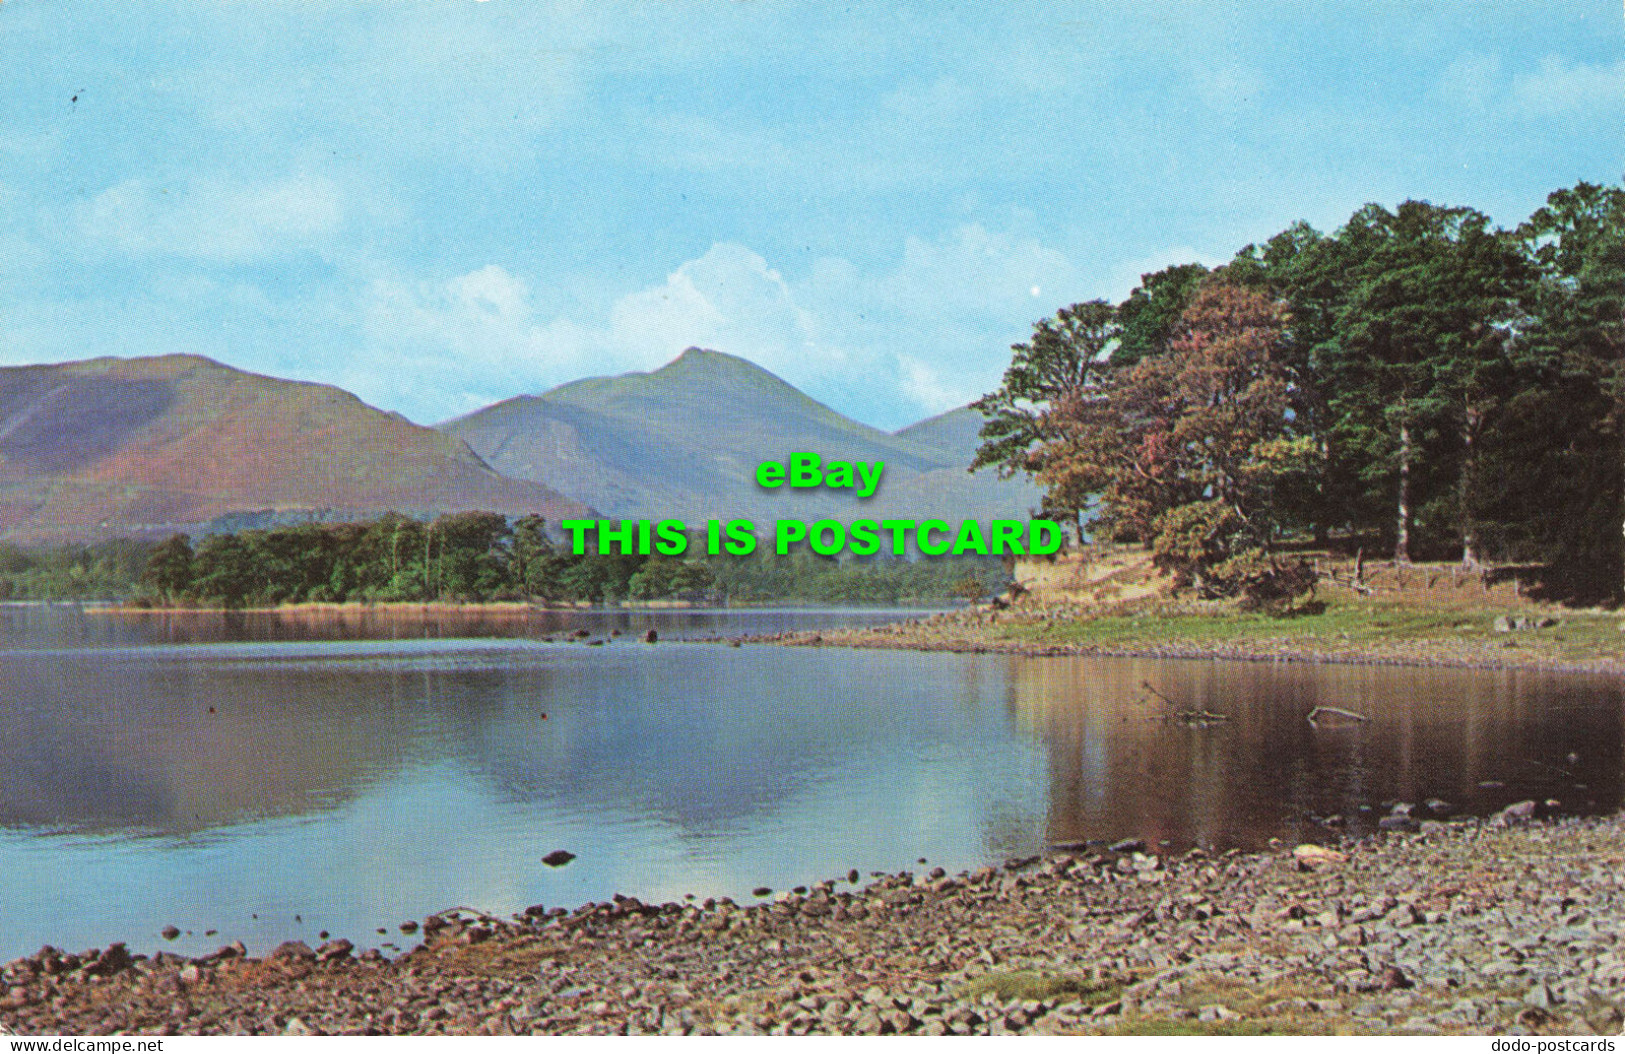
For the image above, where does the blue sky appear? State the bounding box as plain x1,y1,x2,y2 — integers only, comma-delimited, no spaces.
1,1,1622,429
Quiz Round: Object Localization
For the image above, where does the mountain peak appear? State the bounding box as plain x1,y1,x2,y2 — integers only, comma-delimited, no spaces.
444,349,1043,523
657,347,783,382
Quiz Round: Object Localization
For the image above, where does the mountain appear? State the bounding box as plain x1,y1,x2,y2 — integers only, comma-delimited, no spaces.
0,355,589,542
892,407,989,460
441,348,1043,525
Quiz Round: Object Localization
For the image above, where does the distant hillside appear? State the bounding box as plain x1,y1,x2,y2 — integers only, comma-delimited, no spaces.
441,348,1043,524
891,406,988,460
0,355,589,542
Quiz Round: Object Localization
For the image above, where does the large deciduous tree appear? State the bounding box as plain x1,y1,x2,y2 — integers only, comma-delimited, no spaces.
1038,282,1312,598
970,299,1119,534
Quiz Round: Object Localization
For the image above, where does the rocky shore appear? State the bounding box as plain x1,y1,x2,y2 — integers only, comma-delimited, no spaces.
4,813,1624,1036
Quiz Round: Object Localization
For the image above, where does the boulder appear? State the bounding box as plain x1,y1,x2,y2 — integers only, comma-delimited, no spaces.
1292,844,1348,867
316,938,353,963
269,940,316,962
1492,800,1539,826
89,944,133,976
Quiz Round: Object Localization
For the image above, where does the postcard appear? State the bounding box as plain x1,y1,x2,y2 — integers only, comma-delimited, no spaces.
0,0,1621,1039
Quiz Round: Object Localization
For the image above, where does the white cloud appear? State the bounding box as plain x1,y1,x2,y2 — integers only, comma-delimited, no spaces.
804,224,1088,421
1510,56,1625,117
896,353,976,417
872,224,1082,324
360,265,581,415
77,174,345,263
609,244,822,375
354,225,1087,426
358,245,832,418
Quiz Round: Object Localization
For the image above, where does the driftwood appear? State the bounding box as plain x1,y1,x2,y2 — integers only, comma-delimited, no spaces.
1142,681,1232,726
1307,706,1369,727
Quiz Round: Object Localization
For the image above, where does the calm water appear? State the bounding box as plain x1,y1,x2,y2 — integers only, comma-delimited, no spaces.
1,604,1621,962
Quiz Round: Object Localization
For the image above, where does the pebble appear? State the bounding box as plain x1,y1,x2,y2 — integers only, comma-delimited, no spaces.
5,815,1625,1036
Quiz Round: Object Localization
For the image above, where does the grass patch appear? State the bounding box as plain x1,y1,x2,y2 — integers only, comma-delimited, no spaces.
1107,1018,1293,1036
1106,975,1355,1036
991,594,1624,667
956,969,1120,1006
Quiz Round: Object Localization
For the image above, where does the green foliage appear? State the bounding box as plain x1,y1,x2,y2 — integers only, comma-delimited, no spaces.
1509,181,1625,593
0,538,155,601
7,512,1002,608
983,177,1625,601
141,534,194,601
1148,500,1250,594
970,299,1120,527
1035,283,1313,603
1114,262,1210,366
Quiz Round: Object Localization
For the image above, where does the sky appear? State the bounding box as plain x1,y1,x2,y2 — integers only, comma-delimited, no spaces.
1,1,1622,430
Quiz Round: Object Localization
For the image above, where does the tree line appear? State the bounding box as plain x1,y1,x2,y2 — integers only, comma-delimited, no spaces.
972,180,1625,603
111,512,1005,608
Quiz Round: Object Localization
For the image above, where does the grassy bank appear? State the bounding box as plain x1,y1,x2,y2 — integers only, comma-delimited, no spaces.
789,593,1625,673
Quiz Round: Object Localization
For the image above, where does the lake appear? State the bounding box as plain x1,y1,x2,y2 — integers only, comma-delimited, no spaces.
1,604,1620,962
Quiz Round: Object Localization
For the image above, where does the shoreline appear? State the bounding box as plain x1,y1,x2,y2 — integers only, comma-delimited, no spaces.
4,812,1622,1036
85,600,956,616
87,596,1625,678
752,607,1625,678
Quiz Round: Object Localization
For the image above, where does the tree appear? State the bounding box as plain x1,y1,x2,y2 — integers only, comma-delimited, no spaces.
1230,222,1349,541
190,534,258,607
971,300,1120,533
1316,202,1534,563
431,512,513,599
511,515,553,597
1515,181,1625,593
1114,262,1210,366
1037,283,1312,597
142,533,194,602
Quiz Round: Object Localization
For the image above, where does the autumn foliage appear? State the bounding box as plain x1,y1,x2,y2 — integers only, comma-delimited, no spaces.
974,179,1625,604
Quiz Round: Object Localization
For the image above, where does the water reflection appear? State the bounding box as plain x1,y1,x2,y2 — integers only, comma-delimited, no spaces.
1011,658,1624,850
0,605,1620,961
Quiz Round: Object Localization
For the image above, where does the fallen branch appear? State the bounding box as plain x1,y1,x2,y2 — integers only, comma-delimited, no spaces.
1307,706,1369,727
1142,681,1232,726
1140,681,1178,708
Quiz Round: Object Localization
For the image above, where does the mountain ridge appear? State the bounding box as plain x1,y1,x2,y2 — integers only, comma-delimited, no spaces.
0,354,589,542
0,348,1039,543
442,347,1040,524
